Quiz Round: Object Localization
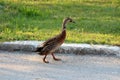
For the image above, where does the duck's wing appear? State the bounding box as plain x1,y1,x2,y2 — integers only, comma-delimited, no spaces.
39,36,60,53
35,37,57,53
42,35,59,47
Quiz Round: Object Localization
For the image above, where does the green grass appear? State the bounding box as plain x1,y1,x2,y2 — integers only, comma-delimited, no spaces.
0,0,120,45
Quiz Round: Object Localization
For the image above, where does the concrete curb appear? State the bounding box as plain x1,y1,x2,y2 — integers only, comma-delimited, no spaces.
0,41,120,56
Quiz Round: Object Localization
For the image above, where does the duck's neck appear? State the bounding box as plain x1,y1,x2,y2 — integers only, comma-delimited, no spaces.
61,19,67,39
62,19,68,31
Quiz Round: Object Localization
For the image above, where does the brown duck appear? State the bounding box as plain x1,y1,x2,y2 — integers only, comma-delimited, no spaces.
35,17,75,63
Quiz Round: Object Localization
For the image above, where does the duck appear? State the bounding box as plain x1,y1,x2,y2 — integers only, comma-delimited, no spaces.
35,17,75,63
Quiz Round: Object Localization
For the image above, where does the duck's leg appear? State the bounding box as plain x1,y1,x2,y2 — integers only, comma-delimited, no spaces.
43,54,49,63
51,53,61,61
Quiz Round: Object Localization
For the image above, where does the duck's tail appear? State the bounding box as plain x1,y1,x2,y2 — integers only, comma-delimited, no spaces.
34,47,43,52
34,47,45,55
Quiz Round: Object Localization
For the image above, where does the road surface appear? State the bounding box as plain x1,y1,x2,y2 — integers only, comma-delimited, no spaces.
0,50,120,80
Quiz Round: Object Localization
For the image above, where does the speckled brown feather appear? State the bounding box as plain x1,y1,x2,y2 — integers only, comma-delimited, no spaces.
39,29,66,55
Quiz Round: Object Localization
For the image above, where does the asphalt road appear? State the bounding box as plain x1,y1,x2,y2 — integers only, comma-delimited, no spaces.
0,50,120,80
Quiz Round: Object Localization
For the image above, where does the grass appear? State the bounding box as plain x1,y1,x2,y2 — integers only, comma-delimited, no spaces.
0,0,120,45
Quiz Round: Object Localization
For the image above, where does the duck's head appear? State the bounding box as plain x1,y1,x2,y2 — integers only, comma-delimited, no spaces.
65,17,75,23
62,17,75,30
